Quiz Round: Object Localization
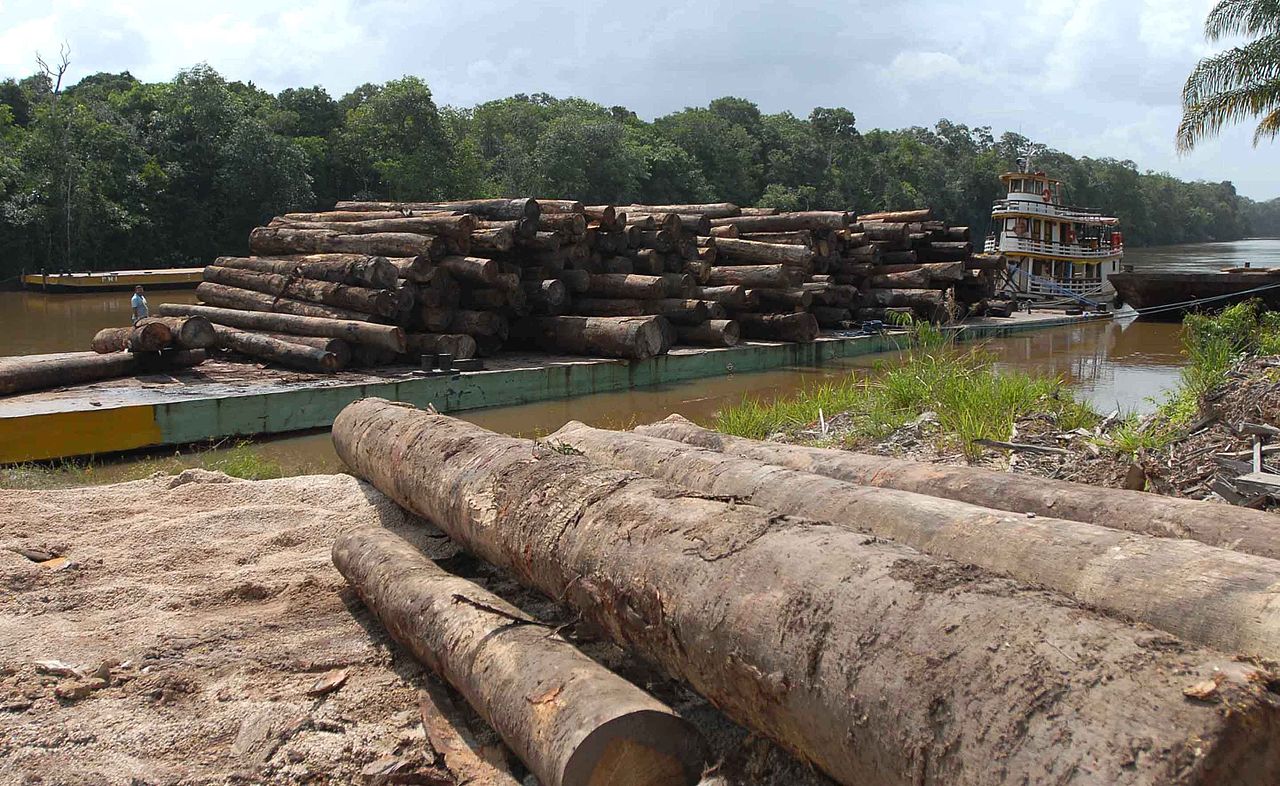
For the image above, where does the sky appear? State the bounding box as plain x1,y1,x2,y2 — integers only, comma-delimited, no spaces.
1,0,1276,200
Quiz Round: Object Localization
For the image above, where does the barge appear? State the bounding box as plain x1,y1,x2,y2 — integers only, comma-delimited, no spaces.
21,268,204,292
1110,267,1280,319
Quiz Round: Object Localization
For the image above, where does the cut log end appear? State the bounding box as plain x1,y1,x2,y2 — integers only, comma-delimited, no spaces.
564,711,705,786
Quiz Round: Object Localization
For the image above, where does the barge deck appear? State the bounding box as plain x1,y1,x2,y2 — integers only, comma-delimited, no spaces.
0,311,1107,463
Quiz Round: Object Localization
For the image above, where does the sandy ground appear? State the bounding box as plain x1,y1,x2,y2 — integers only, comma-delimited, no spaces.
0,470,830,786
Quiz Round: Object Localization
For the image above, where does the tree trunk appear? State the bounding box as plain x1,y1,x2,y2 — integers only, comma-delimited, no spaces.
449,310,509,340
712,238,814,268
582,205,618,227
694,286,751,308
512,316,667,360
332,401,1280,786
709,212,848,233
558,269,591,293
533,199,585,214
946,226,971,242
388,256,435,283
622,203,740,219
857,209,931,222
862,288,944,309
470,228,515,254
637,415,1280,563
0,350,206,396
860,222,909,243
746,288,812,310
966,253,1007,271
333,526,703,786
259,332,351,367
709,225,739,239
156,302,406,353
281,210,433,223
91,321,173,353
706,265,803,289
214,254,398,289
204,265,404,318
553,421,1280,660
138,316,217,349
249,227,448,259
659,274,696,298
868,262,964,289
523,279,569,314
586,274,668,300
404,332,477,360
213,326,340,372
336,198,538,221
735,312,819,342
351,344,399,367
437,256,504,287
916,242,973,263
675,319,739,347
739,231,812,246
272,214,477,240
571,299,708,321
537,213,587,236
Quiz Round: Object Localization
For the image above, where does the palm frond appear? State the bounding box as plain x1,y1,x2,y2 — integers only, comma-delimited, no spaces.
1205,0,1280,41
1255,106,1280,143
1178,78,1280,151
1183,34,1280,104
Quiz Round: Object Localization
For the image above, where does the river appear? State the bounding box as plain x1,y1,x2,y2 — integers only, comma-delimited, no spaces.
3,238,1277,482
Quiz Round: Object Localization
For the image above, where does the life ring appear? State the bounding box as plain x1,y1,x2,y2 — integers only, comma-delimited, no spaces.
1041,188,1052,202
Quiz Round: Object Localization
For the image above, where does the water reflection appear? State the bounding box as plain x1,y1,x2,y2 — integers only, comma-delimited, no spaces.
1,290,200,357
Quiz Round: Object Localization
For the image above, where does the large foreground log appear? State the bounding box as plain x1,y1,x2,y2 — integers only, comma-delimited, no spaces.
332,401,1280,786
636,415,1280,562
213,326,340,372
512,316,667,360
0,350,205,396
333,526,705,786
156,303,405,353
550,422,1280,659
203,266,405,318
91,321,173,353
216,254,398,290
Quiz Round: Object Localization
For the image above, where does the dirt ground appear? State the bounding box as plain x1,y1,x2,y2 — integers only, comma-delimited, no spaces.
0,470,831,786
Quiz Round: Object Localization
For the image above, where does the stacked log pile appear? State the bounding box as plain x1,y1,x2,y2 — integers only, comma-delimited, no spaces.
144,200,1001,373
331,399,1280,786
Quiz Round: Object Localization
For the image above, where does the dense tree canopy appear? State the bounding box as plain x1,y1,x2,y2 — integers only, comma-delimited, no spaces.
1,63,1277,277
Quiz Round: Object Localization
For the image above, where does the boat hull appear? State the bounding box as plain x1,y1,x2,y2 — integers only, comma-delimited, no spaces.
21,268,204,293
1110,270,1280,320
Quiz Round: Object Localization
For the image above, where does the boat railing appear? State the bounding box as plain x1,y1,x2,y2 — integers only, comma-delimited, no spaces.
991,199,1115,223
985,235,1123,259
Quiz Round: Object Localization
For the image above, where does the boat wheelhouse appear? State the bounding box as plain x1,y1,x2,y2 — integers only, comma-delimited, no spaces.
984,170,1123,304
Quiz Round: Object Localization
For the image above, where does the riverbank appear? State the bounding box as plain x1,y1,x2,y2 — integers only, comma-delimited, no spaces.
718,302,1280,509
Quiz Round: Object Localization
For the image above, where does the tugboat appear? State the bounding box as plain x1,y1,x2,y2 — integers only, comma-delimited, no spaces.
985,162,1123,306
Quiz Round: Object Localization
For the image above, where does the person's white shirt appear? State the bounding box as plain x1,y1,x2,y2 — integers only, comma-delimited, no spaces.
131,292,149,324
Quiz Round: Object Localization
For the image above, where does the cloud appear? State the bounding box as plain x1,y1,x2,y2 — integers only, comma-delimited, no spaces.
0,0,1275,198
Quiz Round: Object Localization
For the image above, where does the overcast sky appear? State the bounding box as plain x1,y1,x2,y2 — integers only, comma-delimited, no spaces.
2,0,1276,200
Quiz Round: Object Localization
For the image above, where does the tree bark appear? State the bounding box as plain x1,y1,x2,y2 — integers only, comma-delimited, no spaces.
335,198,538,221
859,222,909,243
712,238,814,268
868,262,964,289
811,306,853,327
213,326,340,372
675,319,739,347
214,254,398,290
260,332,352,367
622,203,740,219
706,265,803,289
91,321,173,353
739,231,812,246
746,288,812,310
138,316,217,350
637,415,1280,563
250,227,449,259
156,302,405,353
0,350,206,396
196,282,374,321
332,401,1280,786
438,256,504,287
417,683,521,786
557,269,591,293
537,213,587,236
333,526,704,786
273,214,477,240
735,312,819,342
449,310,509,340
533,199,585,214
523,279,569,314
571,299,708,321
404,332,478,360
204,265,404,318
585,274,668,300
388,256,436,283
694,286,751,309
708,225,739,239
512,316,667,360
471,228,515,254
709,212,848,233
554,421,1280,660
856,209,931,222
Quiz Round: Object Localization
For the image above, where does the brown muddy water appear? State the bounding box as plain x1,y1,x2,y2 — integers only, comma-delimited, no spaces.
15,236,1280,481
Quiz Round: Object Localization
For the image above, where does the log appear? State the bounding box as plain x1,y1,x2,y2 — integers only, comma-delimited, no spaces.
537,213,587,236
352,344,399,367
203,265,403,318
212,326,340,372
694,286,750,308
966,253,1008,272
856,208,931,222
737,207,779,216
600,257,634,275
708,225,739,239
156,303,406,353
712,238,813,268
746,288,812,310
534,199,585,214
336,198,538,221
512,316,667,360
659,273,696,298
261,333,352,368
811,306,853,327
0,350,206,396
516,232,562,252
215,254,398,289
554,422,1280,660
471,228,515,254
417,683,521,786
582,205,617,227
859,222,909,243
570,299,708,320
709,212,848,233
388,256,435,283
637,230,675,252
585,274,667,300
868,262,965,289
638,415,1280,562
332,401,1280,786
274,214,477,239
138,316,217,350
622,203,740,219
557,269,591,294
333,526,703,786
281,210,426,222
195,282,374,322
522,279,569,314
438,256,502,287
404,332,477,360
863,288,944,309
448,310,508,340
734,312,819,342
706,265,803,289
623,215,656,230
249,227,447,259
946,226,971,242
91,321,173,353
675,320,739,347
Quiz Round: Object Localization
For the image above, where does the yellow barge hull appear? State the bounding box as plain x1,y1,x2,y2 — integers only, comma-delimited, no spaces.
21,268,204,292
